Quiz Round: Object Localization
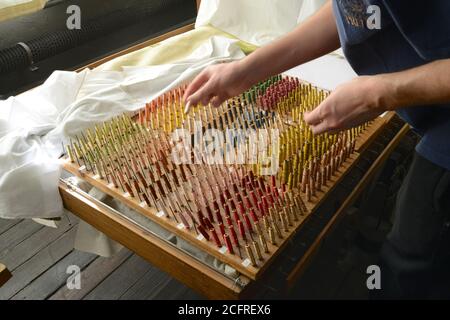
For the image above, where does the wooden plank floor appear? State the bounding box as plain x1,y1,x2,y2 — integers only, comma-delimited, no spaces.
0,214,382,300
0,215,202,300
0,206,392,300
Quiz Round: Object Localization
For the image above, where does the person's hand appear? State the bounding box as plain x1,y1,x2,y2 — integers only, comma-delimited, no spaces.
304,75,394,135
183,61,253,113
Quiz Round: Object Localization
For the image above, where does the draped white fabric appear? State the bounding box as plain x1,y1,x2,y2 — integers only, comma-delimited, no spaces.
196,0,328,46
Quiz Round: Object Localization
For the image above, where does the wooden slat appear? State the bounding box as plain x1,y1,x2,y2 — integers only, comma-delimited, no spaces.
49,248,133,300
0,220,43,259
119,265,172,300
152,277,194,300
177,287,203,300
0,219,22,236
59,182,249,299
84,254,154,300
2,215,74,271
0,227,78,299
0,263,12,287
11,250,97,300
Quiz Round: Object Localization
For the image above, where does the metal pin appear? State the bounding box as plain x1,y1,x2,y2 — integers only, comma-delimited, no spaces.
272,220,282,239
245,244,257,267
268,226,276,245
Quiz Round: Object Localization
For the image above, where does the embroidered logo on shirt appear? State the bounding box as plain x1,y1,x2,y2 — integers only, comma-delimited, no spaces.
338,0,381,30
339,0,366,28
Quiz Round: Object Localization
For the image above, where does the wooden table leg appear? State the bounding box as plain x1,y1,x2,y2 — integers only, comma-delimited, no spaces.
0,263,12,287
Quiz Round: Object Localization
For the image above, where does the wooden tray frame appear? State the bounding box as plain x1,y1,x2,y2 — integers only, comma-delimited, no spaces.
62,115,386,280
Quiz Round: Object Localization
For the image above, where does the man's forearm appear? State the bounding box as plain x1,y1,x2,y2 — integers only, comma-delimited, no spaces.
238,1,340,84
382,59,450,110
240,1,339,81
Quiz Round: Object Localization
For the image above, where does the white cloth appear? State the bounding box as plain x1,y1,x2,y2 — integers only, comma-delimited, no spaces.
196,0,328,46
0,0,34,10
0,36,245,219
285,54,356,90
0,0,47,22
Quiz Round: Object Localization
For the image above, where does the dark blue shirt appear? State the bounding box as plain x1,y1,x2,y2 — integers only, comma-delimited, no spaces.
333,0,450,170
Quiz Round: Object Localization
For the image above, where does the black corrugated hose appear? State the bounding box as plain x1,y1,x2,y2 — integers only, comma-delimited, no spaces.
0,0,183,74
